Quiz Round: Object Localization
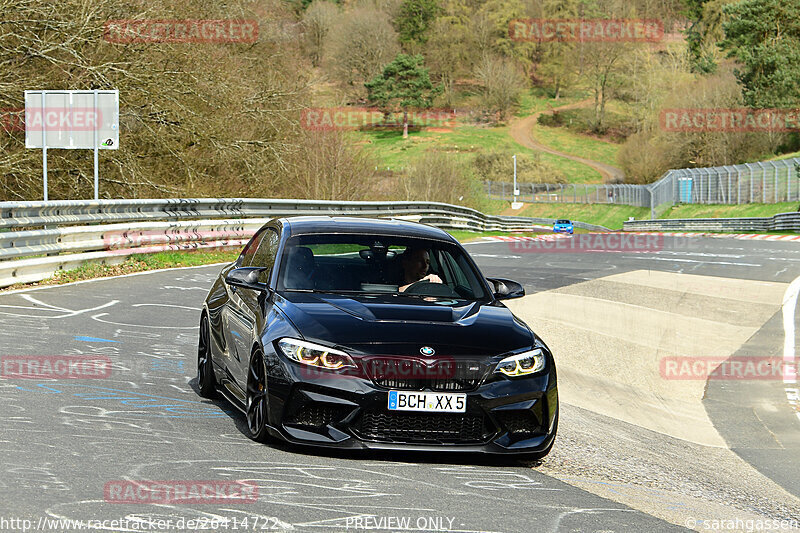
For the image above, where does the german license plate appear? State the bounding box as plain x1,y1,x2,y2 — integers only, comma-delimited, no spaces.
387,391,466,413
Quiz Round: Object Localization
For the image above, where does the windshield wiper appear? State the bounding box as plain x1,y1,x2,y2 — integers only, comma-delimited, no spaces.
284,289,389,296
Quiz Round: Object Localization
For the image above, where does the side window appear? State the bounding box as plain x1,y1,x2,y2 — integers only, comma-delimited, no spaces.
251,230,280,283
239,230,266,267
442,251,467,288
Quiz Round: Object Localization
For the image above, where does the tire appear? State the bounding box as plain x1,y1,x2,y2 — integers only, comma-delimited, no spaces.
197,314,217,398
246,349,271,442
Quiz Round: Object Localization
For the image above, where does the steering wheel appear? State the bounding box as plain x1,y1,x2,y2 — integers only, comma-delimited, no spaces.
403,279,457,297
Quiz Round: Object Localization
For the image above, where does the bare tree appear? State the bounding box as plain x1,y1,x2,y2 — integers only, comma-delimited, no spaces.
401,151,477,204
303,1,339,68
326,7,400,96
285,130,378,201
473,55,527,121
0,0,312,201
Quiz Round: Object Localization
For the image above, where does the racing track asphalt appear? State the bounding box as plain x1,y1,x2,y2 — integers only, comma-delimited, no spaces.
0,234,798,532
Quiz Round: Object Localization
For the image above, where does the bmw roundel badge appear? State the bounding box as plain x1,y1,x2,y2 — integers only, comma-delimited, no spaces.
420,346,435,356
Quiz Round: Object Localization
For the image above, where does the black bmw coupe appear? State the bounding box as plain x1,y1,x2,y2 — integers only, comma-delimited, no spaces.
198,216,558,457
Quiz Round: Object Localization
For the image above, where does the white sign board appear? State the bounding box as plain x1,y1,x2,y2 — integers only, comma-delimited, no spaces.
25,90,118,150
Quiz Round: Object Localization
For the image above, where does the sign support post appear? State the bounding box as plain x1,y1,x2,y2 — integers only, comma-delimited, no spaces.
511,154,523,210
41,96,47,201
93,89,99,200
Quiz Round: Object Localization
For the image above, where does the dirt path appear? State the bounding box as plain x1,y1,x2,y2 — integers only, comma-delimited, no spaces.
509,98,625,183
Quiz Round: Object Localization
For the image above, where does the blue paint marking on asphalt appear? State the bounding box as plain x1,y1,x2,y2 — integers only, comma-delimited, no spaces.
75,336,119,343
13,383,232,418
150,360,185,373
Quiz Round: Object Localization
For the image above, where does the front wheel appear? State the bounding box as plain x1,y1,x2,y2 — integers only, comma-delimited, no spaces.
197,314,216,398
246,349,271,442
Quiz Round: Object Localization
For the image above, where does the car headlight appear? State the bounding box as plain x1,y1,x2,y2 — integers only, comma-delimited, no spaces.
276,338,356,371
495,348,545,377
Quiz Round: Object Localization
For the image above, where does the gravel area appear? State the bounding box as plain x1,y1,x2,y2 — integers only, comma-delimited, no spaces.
534,403,800,531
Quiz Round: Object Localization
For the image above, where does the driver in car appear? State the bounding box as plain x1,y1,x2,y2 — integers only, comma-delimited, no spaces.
399,247,442,292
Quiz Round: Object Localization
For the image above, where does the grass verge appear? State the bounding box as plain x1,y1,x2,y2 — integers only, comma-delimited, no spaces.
513,203,650,229
662,202,799,219
534,125,620,169
1,249,241,293
516,88,589,117
357,125,603,183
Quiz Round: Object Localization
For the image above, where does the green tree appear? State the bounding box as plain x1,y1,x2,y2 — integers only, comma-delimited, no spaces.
365,54,441,138
472,0,536,74
425,4,477,107
396,0,440,45
537,0,580,99
682,0,737,73
720,0,800,108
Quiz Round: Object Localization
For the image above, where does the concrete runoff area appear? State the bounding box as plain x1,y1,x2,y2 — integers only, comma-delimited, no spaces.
506,270,789,447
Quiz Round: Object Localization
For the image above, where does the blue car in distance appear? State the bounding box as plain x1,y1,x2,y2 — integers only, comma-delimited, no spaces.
553,219,574,234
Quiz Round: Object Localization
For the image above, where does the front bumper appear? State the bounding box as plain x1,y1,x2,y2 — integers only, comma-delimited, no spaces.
262,352,558,455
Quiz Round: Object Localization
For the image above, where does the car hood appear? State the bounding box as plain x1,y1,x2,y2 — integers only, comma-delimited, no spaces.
275,292,534,357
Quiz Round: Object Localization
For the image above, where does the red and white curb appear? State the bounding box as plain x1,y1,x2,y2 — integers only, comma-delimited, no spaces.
479,234,571,243
479,232,800,243
625,231,800,242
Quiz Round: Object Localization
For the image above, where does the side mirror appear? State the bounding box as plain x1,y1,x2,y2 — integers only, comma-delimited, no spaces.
225,267,269,291
487,277,525,300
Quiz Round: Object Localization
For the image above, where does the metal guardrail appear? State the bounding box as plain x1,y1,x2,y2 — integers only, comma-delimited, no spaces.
623,211,800,232
0,198,611,288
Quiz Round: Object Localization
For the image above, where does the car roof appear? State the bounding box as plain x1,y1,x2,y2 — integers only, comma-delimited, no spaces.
280,216,457,242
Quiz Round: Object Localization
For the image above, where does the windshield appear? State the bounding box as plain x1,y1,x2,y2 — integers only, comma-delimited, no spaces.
277,234,489,301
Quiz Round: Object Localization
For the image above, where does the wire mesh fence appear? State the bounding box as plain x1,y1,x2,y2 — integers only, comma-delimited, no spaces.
485,157,800,218
485,181,649,206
